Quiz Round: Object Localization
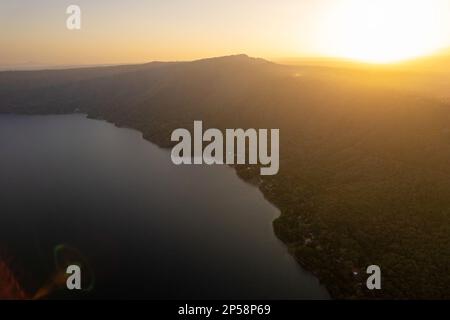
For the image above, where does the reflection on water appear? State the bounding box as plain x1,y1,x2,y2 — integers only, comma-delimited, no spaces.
0,114,329,299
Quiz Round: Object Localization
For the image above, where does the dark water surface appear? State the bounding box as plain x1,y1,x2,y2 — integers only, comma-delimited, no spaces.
0,114,329,299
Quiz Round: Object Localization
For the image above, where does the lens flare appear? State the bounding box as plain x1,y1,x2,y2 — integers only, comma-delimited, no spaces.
0,259,28,300
33,244,95,299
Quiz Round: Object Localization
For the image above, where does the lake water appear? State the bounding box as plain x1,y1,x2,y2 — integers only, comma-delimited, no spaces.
0,114,329,299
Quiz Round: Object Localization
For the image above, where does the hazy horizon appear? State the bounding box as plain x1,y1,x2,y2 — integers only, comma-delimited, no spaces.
2,0,450,68
2,49,450,73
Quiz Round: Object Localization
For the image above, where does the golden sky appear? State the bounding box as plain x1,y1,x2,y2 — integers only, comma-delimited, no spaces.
1,0,450,67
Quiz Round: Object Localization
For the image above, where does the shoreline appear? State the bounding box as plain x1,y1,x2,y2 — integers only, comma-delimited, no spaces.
81,112,338,299
1,111,335,299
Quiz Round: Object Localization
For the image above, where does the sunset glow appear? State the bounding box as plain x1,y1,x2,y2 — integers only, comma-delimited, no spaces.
0,0,449,67
316,0,447,63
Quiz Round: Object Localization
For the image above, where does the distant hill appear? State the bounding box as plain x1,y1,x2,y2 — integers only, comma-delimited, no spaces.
1,55,450,299
398,50,450,73
279,49,450,72
280,52,450,102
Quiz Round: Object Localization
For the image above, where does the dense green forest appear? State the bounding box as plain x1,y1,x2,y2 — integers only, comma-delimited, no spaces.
1,54,449,298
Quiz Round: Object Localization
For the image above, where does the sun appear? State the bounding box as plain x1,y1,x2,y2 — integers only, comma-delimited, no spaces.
316,0,443,64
